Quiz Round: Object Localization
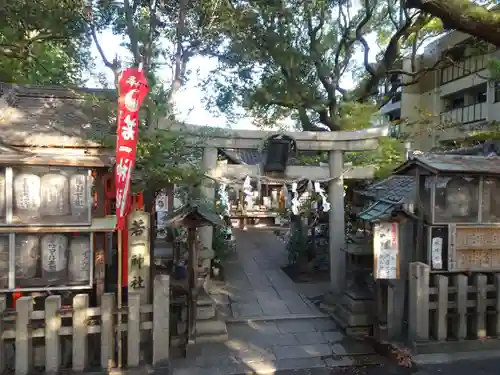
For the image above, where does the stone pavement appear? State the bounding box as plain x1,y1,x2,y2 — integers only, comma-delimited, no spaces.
224,229,329,318
172,229,378,375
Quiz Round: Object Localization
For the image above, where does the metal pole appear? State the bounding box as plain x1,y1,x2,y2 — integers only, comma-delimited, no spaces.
117,230,123,368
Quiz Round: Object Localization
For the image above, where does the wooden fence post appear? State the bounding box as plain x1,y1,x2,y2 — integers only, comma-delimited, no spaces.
153,275,170,367
127,293,141,367
100,293,115,370
15,297,33,375
454,274,468,339
495,274,500,336
0,295,6,374
433,274,448,341
474,273,487,339
72,294,89,372
408,262,429,341
45,295,62,374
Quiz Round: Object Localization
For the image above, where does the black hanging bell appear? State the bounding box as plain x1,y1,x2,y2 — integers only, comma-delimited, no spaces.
263,134,297,173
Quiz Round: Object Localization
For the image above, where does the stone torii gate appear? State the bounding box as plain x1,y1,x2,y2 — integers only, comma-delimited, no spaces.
161,122,388,294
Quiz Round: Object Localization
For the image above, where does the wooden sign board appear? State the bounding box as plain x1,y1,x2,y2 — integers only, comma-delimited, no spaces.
373,222,400,280
127,210,150,303
449,224,500,271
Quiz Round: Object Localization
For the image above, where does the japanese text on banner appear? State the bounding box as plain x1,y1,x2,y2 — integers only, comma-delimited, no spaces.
115,68,149,230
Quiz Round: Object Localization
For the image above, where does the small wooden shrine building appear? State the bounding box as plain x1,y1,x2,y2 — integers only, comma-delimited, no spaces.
0,83,131,306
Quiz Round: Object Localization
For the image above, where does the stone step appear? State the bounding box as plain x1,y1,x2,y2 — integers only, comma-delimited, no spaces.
336,302,372,327
327,307,372,337
197,293,213,307
194,319,228,344
196,305,216,320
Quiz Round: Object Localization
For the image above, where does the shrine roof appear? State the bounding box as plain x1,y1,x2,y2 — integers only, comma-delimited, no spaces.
162,202,224,228
356,175,415,202
0,83,114,148
395,154,500,175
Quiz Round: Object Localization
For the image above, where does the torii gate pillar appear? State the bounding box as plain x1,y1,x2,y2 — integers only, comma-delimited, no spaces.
199,146,218,272
329,150,345,294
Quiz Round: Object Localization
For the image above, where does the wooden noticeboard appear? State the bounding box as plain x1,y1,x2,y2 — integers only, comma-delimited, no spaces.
127,210,150,303
448,224,500,271
373,222,400,280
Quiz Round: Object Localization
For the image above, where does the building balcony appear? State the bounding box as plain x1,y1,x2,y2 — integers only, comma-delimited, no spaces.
440,102,487,125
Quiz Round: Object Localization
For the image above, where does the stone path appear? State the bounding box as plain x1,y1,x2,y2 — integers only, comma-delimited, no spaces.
224,229,328,318
172,229,377,375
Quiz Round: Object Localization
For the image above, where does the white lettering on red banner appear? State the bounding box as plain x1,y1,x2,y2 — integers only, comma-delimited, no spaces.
115,68,149,230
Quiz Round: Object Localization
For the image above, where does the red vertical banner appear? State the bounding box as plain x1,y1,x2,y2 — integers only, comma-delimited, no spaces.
115,68,149,230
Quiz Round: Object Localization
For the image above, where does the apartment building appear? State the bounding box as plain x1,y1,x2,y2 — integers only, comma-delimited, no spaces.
378,30,500,150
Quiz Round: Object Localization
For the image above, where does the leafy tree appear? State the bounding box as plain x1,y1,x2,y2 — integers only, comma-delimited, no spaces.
0,0,92,84
406,0,500,47
87,0,223,199
198,0,446,131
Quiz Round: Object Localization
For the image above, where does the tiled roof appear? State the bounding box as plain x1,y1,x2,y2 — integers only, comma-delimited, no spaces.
358,175,415,202
0,83,114,147
397,154,500,175
358,200,401,222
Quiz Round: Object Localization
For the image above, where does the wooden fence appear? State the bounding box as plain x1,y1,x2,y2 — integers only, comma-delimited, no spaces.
409,262,500,342
0,275,170,375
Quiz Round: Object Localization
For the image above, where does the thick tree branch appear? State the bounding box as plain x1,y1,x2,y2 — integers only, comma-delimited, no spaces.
406,0,500,47
355,11,418,102
123,0,142,64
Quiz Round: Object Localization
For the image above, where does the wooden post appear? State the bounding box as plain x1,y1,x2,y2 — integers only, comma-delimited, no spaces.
72,294,89,372
117,230,123,368
100,293,115,369
153,275,170,367
15,297,32,375
433,274,448,341
408,262,429,341
495,274,500,336
127,293,141,367
0,295,5,374
454,274,468,339
474,273,487,339
45,295,61,374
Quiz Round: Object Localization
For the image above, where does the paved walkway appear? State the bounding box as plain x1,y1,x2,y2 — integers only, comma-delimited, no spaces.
172,229,378,375
224,229,329,318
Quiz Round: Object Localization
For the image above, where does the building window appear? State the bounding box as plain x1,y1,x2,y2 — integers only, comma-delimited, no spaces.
495,82,500,103
444,96,465,111
389,123,401,139
476,91,487,104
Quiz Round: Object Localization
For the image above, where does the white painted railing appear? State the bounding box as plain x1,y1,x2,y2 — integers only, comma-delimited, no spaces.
440,102,487,125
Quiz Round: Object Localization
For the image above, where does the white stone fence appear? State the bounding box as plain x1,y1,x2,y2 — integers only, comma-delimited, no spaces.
409,262,500,342
0,275,170,375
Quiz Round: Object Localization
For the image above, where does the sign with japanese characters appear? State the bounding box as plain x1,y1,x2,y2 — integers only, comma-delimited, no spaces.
127,210,150,303
115,68,149,230
69,174,88,219
373,222,400,279
449,225,500,271
155,191,168,239
41,234,68,273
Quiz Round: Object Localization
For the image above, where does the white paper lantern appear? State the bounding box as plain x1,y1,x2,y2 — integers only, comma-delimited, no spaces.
41,234,68,273
15,235,40,279
14,174,41,216
68,237,91,283
69,174,88,218
41,174,69,216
